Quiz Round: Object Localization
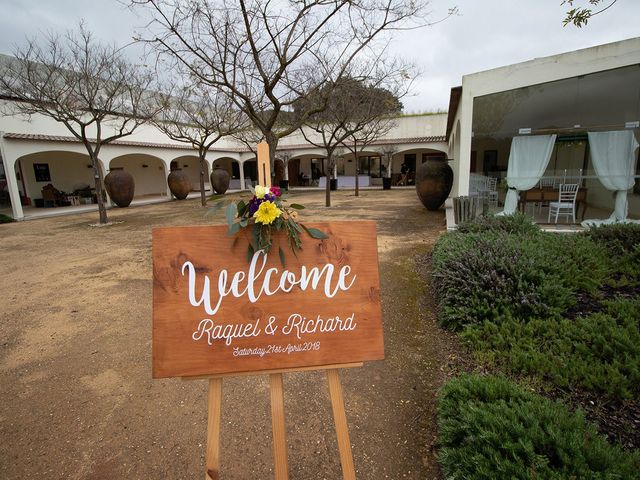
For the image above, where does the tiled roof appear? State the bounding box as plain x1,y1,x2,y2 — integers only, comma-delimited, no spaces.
277,136,446,150
3,132,446,152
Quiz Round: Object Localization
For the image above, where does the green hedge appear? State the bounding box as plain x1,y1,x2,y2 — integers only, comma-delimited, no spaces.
457,213,541,236
462,299,640,399
431,231,608,330
437,375,640,480
582,223,640,256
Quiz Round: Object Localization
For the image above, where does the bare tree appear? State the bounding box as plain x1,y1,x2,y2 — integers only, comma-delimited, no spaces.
131,0,440,167
0,23,156,224
297,76,403,205
154,80,245,206
341,90,401,196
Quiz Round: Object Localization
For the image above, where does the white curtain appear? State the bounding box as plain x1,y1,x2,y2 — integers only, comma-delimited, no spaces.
498,134,557,215
583,131,639,225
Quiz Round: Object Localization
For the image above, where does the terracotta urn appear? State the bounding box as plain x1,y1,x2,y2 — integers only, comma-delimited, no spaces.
168,169,192,200
104,168,135,207
210,168,231,194
415,158,454,210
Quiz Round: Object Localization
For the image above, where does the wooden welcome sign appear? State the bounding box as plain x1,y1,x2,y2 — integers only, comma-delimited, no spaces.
152,220,384,479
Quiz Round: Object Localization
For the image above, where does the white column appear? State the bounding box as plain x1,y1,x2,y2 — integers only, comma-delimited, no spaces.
455,90,474,197
239,160,246,191
284,160,289,181
163,159,172,197
0,134,24,220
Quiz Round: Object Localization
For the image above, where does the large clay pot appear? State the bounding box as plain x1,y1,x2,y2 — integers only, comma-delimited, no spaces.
415,158,453,210
104,168,135,207
168,169,192,200
210,168,230,194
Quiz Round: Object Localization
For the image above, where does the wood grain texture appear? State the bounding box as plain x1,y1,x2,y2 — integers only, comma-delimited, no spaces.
327,369,356,480
152,221,384,378
270,373,289,480
205,378,222,480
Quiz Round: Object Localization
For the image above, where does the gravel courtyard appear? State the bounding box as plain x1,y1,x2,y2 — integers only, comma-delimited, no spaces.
0,189,464,479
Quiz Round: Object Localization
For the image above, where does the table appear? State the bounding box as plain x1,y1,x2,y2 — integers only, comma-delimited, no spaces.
518,187,587,220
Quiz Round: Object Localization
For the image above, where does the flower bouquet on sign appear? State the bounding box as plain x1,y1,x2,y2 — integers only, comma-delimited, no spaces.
212,185,328,265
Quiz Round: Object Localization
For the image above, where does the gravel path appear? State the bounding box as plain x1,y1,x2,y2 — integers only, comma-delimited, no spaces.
0,189,464,479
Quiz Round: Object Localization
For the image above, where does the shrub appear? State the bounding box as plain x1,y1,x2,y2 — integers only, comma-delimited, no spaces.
582,224,640,288
583,223,640,256
431,232,609,330
437,375,640,480
457,212,540,236
0,213,15,223
462,298,640,399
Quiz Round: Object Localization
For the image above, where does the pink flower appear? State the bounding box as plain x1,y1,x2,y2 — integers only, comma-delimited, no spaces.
270,186,282,197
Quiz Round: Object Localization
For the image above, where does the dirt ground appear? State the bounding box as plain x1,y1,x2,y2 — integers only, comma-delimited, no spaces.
0,189,465,480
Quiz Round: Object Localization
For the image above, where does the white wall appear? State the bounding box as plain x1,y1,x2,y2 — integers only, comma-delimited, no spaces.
110,155,167,197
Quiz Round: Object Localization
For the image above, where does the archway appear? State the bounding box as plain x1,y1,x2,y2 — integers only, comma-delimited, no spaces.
15,150,101,207
243,159,257,186
210,156,244,189
171,155,209,192
110,154,167,198
393,148,448,186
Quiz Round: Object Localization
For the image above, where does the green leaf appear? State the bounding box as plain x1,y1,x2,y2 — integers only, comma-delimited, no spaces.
252,224,261,250
237,200,247,213
303,225,329,240
288,217,302,233
278,246,286,268
247,243,255,262
227,222,241,236
206,200,226,216
240,218,249,228
225,203,237,226
289,203,305,210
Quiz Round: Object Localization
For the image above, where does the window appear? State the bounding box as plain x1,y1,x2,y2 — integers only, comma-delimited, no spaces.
33,163,51,182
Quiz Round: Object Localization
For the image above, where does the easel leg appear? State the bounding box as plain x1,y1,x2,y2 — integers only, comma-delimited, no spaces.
327,369,356,480
206,378,223,480
270,373,289,480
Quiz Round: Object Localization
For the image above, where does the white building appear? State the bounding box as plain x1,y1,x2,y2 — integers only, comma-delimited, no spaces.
0,99,448,220
447,37,640,223
2,36,639,223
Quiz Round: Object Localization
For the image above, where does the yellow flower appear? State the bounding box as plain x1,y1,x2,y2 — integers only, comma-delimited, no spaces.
254,200,282,225
254,185,268,199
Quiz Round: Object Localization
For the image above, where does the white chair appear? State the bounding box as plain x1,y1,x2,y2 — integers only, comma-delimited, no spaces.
535,177,555,213
486,176,498,208
548,183,579,224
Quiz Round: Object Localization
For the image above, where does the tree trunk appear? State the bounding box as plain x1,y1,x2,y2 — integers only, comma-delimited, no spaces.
91,153,109,224
325,154,333,207
354,140,359,197
199,153,207,207
355,153,360,197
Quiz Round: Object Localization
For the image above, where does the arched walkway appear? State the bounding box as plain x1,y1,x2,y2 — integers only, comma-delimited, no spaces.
211,157,243,188
171,155,209,192
15,151,101,207
243,159,257,187
110,154,167,198
392,148,448,186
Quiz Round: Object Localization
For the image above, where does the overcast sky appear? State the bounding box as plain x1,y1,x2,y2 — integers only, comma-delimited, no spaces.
0,0,638,112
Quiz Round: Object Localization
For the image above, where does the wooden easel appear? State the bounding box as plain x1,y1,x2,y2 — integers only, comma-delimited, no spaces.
200,363,361,480
197,145,360,479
